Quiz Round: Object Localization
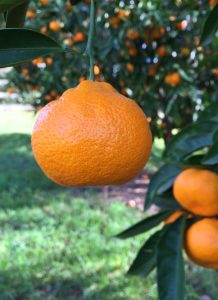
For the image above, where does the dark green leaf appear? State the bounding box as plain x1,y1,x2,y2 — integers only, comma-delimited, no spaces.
157,215,187,300
0,29,63,67
198,104,218,122
0,0,27,12
200,3,218,45
70,0,83,5
128,230,162,277
164,121,217,162
144,164,183,210
202,139,218,165
154,193,183,210
116,210,172,239
6,0,29,28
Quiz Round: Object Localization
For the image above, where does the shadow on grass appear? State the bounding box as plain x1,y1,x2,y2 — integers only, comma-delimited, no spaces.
0,133,99,209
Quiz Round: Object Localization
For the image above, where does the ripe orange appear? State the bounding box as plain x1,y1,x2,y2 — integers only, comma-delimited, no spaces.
212,68,218,77
185,218,218,269
109,16,120,28
49,21,61,32
173,168,218,216
32,80,152,186
164,72,181,87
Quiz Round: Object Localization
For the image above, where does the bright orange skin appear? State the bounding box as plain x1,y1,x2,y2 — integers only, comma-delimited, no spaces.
173,168,218,216
32,80,152,186
185,218,218,269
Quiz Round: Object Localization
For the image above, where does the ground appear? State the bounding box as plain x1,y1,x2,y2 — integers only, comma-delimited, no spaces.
0,108,217,300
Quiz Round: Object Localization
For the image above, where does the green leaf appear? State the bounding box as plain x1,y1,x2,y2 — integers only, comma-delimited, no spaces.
0,0,27,12
154,193,183,210
128,230,162,277
116,210,172,239
157,215,187,300
202,139,218,165
6,0,29,28
200,3,218,45
0,29,63,68
144,164,183,210
70,0,83,5
164,121,217,162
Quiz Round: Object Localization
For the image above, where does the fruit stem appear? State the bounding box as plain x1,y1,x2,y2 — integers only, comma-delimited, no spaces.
86,0,96,81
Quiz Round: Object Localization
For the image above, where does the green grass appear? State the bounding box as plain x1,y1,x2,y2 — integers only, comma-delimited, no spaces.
0,110,217,300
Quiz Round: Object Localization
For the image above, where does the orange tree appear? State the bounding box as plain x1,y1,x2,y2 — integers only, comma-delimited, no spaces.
0,1,218,300
2,0,218,141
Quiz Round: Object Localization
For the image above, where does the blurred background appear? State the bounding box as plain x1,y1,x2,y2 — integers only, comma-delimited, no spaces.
0,0,217,299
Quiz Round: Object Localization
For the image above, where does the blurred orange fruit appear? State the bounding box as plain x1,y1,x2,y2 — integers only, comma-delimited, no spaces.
46,57,53,65
49,21,61,32
32,80,152,186
40,26,48,34
40,0,48,6
109,16,120,28
212,68,218,77
164,72,181,87
74,32,85,43
126,63,134,72
208,0,218,7
26,9,36,19
156,45,167,57
129,47,138,56
181,47,190,57
7,87,15,94
127,29,139,40
176,20,188,31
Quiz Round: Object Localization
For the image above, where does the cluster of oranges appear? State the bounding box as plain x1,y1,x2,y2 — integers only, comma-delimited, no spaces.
165,168,218,269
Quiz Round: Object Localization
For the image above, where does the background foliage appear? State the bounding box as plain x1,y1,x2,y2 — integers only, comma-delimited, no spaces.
2,0,218,141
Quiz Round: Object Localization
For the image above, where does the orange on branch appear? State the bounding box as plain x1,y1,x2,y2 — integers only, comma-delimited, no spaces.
173,168,218,216
74,32,85,43
49,21,61,32
32,81,152,186
185,218,218,269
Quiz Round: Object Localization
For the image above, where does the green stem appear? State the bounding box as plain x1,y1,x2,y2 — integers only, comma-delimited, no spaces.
86,0,96,81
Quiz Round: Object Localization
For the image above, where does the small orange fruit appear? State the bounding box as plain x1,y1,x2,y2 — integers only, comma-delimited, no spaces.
32,81,152,186
26,9,36,19
176,20,188,31
109,16,120,28
212,68,218,77
173,168,218,216
126,63,134,72
128,47,138,56
40,0,48,6
185,218,218,269
21,69,29,75
7,87,15,94
46,57,53,65
164,72,181,87
208,0,218,8
127,29,139,40
74,32,85,43
40,26,48,34
49,21,61,32
156,45,167,57
181,47,190,57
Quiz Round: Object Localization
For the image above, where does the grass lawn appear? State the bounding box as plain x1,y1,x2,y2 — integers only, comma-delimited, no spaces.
0,110,217,300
